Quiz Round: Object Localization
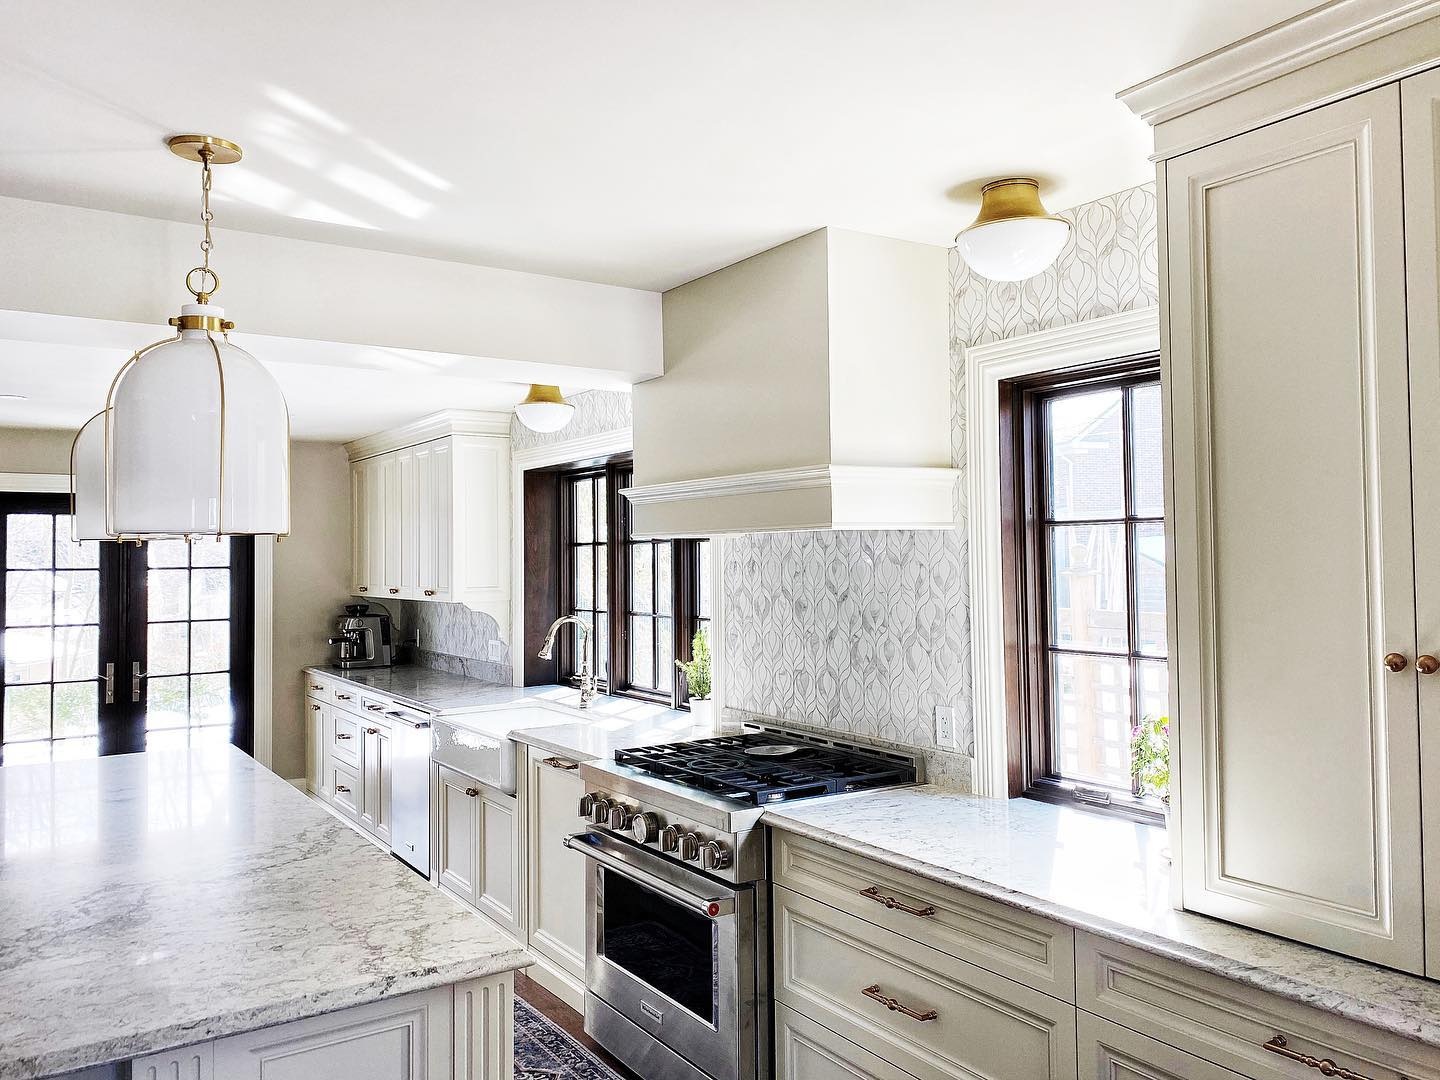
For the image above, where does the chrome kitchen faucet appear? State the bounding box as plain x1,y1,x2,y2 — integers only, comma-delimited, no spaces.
538,615,597,708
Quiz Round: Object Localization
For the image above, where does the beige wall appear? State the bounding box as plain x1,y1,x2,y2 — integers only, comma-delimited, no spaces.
271,441,352,779
0,426,73,473
0,427,350,780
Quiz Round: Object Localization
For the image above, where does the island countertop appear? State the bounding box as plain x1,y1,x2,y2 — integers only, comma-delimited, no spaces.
0,745,529,1080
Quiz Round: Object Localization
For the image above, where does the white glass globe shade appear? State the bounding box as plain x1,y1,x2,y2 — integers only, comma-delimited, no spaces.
109,308,290,536
515,400,576,433
70,411,111,541
956,216,1071,282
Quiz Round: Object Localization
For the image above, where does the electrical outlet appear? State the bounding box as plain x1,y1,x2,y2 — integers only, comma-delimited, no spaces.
934,705,956,749
487,640,506,662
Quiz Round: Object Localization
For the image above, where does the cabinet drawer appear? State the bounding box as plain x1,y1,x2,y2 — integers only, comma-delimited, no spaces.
329,761,362,820
304,672,330,697
774,884,1077,1080
776,1003,921,1080
331,710,362,767
358,693,394,719
330,684,362,711
1076,932,1440,1080
1079,1011,1246,1080
773,829,1075,999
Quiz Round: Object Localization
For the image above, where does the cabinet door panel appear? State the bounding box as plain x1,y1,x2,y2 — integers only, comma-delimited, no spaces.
363,458,386,595
361,725,392,845
476,787,520,936
349,461,366,595
437,765,479,906
1078,1012,1243,1080
526,751,587,982
305,697,328,797
1166,84,1423,971
399,448,420,598
1402,67,1440,979
381,454,402,596
210,986,451,1080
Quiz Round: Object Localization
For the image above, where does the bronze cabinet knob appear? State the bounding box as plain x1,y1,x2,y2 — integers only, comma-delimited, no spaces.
1383,652,1408,672
1418,655,1440,675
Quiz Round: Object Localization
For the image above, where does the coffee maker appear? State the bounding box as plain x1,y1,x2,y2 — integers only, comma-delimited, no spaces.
328,604,395,669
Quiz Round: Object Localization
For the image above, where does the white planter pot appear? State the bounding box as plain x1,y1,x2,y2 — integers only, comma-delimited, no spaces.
688,698,714,729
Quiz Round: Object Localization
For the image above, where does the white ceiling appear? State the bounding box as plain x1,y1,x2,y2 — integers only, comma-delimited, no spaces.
0,0,1319,292
0,311,627,441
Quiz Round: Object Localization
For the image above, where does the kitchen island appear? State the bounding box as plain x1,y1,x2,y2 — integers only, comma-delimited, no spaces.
0,744,528,1080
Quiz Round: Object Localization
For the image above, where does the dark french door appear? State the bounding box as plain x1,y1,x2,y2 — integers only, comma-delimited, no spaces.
0,492,253,764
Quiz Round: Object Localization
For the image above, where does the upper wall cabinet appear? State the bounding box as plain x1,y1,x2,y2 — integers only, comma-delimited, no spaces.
346,411,510,634
626,227,956,538
1122,4,1440,976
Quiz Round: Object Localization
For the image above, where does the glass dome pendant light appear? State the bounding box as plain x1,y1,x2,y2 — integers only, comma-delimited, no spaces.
70,134,291,541
955,177,1072,282
514,383,576,433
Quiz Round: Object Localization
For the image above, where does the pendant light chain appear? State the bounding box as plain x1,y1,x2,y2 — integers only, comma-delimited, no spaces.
199,146,214,274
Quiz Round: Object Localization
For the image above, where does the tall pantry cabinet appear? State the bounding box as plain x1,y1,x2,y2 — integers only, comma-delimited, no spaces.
1123,7,1440,976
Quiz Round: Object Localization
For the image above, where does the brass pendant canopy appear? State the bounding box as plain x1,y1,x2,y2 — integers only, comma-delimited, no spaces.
514,383,576,433
166,133,244,165
966,177,1063,228
521,384,567,407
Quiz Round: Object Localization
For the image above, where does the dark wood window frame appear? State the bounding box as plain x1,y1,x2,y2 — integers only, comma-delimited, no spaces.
1000,353,1165,823
523,455,706,710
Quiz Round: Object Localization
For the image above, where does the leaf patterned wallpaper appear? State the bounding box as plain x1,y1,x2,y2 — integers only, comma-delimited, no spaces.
509,389,632,452
724,183,1159,789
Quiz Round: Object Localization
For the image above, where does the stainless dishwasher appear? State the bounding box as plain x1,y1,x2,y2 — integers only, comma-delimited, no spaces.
385,702,433,877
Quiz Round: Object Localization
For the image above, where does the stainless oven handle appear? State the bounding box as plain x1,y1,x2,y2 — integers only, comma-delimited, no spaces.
564,831,736,918
384,710,431,729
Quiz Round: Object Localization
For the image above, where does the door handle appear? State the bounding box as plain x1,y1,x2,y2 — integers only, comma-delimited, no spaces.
104,662,115,705
131,662,148,703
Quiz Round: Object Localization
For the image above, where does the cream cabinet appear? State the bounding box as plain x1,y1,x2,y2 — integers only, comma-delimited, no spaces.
346,413,509,632
1163,82,1425,973
129,976,514,1080
523,748,588,1008
435,763,522,938
360,719,392,846
1077,1013,1243,1080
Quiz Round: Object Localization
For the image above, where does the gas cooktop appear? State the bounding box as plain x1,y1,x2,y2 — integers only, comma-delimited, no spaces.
612,731,916,806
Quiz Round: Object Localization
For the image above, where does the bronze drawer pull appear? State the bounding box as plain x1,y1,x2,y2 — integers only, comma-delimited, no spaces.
860,984,937,1023
465,787,479,798
358,586,368,593
310,704,320,711
365,727,379,735
365,703,383,711
335,784,351,793
1262,1036,1388,1080
861,885,937,918
543,756,580,771
424,589,437,597
336,693,352,700
336,732,353,740
310,683,323,690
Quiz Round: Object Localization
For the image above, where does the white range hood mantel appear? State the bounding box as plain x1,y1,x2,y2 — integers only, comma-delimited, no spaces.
628,227,957,538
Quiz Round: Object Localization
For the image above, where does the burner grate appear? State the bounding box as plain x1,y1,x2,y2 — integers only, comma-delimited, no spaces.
614,732,915,805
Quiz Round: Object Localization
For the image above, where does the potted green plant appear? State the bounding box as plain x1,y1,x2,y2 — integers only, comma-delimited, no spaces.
1130,713,1171,854
675,628,713,727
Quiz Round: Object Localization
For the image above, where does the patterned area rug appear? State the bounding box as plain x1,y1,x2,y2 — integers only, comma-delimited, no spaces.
516,996,627,1080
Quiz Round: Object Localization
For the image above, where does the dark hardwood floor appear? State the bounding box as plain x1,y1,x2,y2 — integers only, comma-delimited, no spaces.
515,971,643,1080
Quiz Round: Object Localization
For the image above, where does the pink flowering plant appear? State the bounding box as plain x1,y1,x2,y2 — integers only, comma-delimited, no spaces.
1129,714,1170,805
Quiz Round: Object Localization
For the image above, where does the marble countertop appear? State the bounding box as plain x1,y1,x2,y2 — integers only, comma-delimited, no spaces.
0,745,529,1079
309,666,715,761
764,787,1440,1050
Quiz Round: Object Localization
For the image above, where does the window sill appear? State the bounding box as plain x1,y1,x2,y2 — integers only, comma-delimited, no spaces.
1022,778,1166,828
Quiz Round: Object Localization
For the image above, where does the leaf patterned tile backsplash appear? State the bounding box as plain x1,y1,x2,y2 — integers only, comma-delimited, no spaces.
724,183,1159,782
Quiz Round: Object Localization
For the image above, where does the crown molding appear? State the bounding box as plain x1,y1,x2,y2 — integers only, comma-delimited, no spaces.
511,427,633,470
1119,0,1440,127
345,409,511,460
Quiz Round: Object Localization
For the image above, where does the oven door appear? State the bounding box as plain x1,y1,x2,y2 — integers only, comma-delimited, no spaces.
565,829,756,1080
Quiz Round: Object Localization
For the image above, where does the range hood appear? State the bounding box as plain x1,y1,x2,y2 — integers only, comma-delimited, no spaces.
625,227,956,538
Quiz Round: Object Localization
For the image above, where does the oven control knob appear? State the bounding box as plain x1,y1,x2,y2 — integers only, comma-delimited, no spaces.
678,832,702,862
699,841,731,871
631,812,659,844
607,804,633,831
659,824,682,852
590,798,613,825
578,793,599,818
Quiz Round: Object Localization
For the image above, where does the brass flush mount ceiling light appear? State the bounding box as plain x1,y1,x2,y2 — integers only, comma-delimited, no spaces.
514,383,575,433
71,134,291,541
955,177,1071,282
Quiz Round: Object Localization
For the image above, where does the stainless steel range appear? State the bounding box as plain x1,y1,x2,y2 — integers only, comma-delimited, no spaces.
564,725,919,1080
